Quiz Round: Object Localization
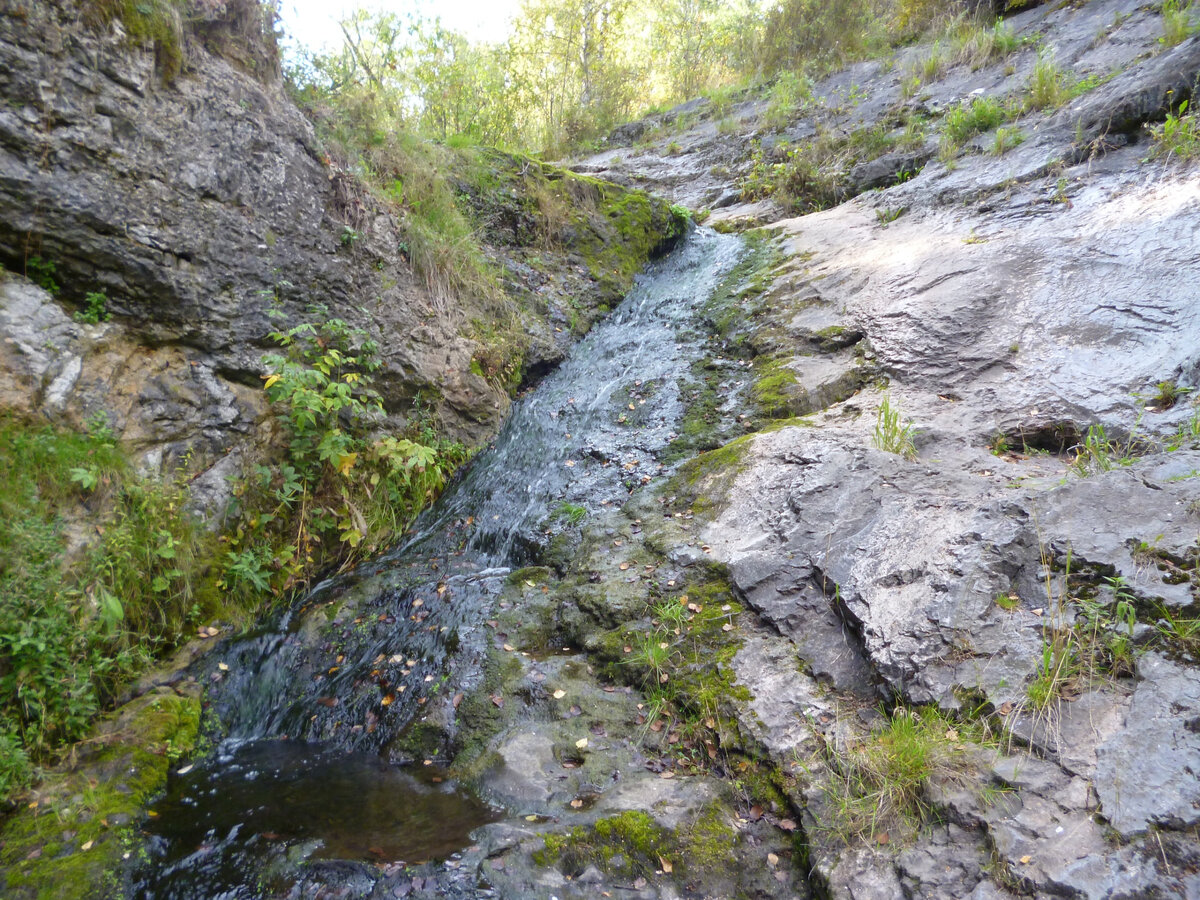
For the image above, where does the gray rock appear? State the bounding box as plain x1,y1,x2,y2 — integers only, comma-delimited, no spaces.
1095,652,1200,836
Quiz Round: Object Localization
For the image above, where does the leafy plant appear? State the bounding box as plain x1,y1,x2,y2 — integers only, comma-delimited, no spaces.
872,393,917,459
25,256,59,294
1152,99,1200,159
74,290,111,325
228,308,465,593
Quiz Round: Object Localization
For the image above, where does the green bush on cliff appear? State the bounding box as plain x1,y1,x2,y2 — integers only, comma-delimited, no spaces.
221,309,467,597
0,416,202,801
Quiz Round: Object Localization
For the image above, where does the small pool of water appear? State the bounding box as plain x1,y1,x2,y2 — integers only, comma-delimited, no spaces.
136,740,499,898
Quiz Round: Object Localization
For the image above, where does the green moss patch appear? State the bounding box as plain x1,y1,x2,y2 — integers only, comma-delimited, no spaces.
0,689,201,900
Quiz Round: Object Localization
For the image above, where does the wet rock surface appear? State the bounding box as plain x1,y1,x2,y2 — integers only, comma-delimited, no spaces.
6,0,1200,897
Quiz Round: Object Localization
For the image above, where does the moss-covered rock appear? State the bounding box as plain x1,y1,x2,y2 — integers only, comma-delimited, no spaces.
0,687,201,900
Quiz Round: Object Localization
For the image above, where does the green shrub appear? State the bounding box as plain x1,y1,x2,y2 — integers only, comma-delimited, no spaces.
1161,0,1198,47
1152,99,1200,159
228,309,467,592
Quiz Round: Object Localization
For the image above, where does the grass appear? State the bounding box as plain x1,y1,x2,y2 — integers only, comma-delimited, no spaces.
762,71,814,131
1069,422,1147,475
872,393,917,459
1161,0,1198,47
991,125,1025,155
810,705,986,843
940,95,1011,157
1022,549,1140,718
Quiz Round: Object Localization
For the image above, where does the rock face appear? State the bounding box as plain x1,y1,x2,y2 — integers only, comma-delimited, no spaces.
575,0,1200,896
0,0,681,475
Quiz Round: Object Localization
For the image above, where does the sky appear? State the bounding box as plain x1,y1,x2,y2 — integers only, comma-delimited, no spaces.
278,0,524,52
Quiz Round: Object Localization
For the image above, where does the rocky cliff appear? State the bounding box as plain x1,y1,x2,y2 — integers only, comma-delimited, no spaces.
0,0,683,483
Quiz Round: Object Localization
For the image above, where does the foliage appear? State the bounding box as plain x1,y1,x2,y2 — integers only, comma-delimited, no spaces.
1151,99,1200,159
229,309,466,595
285,0,978,158
0,417,158,800
74,291,111,325
1161,0,1198,47
811,705,985,843
872,393,917,459
25,257,59,295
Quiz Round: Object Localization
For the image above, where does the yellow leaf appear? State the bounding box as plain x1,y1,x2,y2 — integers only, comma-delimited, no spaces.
81,840,94,851
263,374,281,389
336,453,358,475
575,738,589,749
1019,855,1032,864
553,689,566,699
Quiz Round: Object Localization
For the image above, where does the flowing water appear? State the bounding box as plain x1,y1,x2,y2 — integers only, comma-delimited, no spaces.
135,228,744,898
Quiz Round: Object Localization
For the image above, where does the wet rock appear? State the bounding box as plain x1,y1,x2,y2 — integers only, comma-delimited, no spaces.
1095,652,1200,836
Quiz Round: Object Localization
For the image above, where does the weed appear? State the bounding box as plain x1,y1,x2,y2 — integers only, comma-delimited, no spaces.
941,95,1009,153
1069,422,1143,475
872,393,917,459
74,291,111,325
763,70,813,131
875,206,905,227
1151,99,1200,159
811,705,984,843
991,125,1025,155
994,592,1021,611
553,502,587,526
25,256,59,294
1161,0,1198,47
1150,379,1190,409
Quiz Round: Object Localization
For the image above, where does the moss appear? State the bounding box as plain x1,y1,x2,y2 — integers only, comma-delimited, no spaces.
534,811,667,878
666,432,757,516
751,356,806,419
84,0,187,79
0,690,200,900
448,648,525,778
681,803,739,878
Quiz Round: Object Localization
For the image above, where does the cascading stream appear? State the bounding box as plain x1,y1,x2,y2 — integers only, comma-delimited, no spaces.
136,228,744,898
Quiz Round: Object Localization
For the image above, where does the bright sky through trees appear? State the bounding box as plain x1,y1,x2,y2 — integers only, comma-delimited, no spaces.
279,0,523,51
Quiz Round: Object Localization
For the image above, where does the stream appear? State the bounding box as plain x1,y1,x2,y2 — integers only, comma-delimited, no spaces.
134,228,745,898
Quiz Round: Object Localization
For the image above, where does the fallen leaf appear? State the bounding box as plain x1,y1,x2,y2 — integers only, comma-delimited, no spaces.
659,856,673,873
217,662,230,672
553,689,567,699
778,818,797,832
570,799,584,809
722,623,733,632
491,695,504,708
81,840,94,851
503,643,515,652
575,737,589,749
452,692,464,709
1019,855,1032,864
767,853,779,867
749,804,763,821
316,696,338,707
876,832,890,845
